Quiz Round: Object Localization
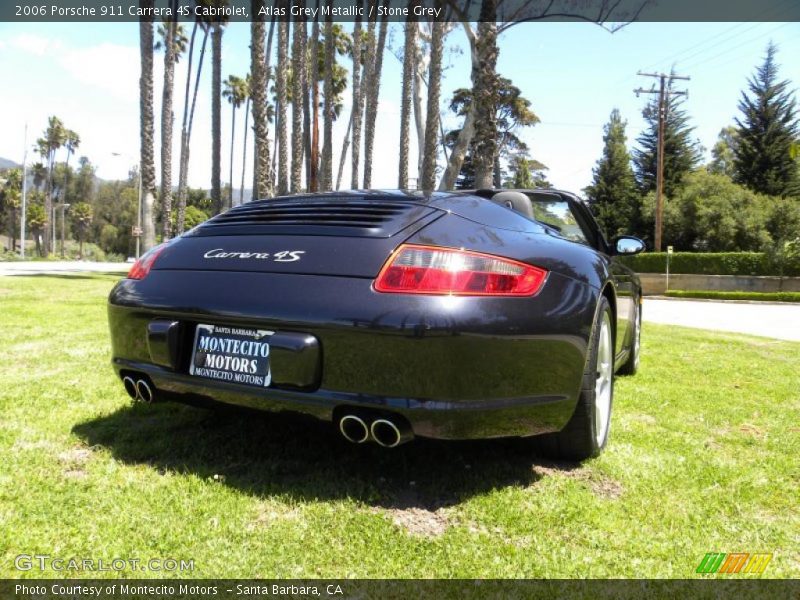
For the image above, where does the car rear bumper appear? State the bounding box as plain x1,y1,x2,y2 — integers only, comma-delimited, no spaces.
108,270,598,440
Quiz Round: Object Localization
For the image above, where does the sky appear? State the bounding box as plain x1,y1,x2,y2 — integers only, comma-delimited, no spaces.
0,18,798,197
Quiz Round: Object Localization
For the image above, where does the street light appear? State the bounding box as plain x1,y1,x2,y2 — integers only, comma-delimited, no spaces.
110,152,143,259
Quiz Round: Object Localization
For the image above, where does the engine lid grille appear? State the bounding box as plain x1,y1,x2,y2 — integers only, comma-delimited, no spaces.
197,197,438,238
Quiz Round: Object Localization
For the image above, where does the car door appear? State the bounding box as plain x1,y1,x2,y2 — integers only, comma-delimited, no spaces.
559,195,634,361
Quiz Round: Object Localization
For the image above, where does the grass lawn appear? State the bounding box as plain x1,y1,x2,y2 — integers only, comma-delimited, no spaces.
0,274,798,579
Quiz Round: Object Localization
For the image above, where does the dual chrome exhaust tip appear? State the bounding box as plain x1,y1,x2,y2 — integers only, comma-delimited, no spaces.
338,414,412,448
122,375,155,404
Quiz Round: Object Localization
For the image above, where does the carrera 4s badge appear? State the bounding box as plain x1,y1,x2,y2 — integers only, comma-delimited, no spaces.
203,249,305,262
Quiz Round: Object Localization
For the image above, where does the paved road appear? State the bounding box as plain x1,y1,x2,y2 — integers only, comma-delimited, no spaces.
0,261,129,277
643,298,800,341
2,264,798,341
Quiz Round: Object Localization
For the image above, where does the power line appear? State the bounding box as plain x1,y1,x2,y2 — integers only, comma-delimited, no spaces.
634,71,690,252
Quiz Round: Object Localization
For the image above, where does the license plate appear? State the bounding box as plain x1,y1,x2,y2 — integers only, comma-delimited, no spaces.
190,324,274,387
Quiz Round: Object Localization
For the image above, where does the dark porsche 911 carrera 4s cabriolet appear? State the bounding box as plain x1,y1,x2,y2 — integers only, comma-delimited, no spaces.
108,188,645,460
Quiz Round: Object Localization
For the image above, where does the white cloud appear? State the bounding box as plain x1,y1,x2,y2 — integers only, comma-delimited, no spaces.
9,33,62,56
58,43,141,100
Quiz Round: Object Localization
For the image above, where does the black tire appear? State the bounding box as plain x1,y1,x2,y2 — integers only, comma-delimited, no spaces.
617,298,641,376
535,296,614,461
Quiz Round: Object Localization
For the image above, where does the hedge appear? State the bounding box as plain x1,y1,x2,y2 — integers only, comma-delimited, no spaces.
618,252,800,277
665,290,800,302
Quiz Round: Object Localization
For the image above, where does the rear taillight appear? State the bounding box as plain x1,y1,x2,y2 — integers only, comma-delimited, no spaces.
374,244,548,296
127,243,168,280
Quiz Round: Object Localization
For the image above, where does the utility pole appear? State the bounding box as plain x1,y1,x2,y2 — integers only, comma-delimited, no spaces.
635,71,689,252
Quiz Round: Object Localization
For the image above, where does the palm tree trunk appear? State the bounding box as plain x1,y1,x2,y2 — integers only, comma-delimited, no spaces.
291,11,305,192
211,24,223,214
276,20,289,195
252,14,275,200
335,111,353,190
439,21,478,191
321,16,334,190
176,21,198,233
240,95,250,204
398,18,417,189
413,37,427,177
301,19,312,186
350,13,362,189
229,104,236,210
139,1,157,252
309,11,320,192
363,8,388,189
473,1,499,189
421,19,444,192
160,16,177,239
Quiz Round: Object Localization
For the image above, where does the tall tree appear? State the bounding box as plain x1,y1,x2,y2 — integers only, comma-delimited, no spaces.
398,16,417,189
734,43,799,197
139,3,157,252
309,9,321,192
222,74,247,209
472,0,499,189
420,18,444,192
321,17,334,190
363,7,388,189
58,130,80,257
708,126,739,178
239,74,251,205
350,13,363,189
250,9,274,200
583,109,640,238
70,201,93,259
210,11,226,214
1,169,22,253
276,20,289,194
176,6,210,234
444,77,537,189
633,83,701,199
291,9,306,192
36,115,66,256
155,13,187,239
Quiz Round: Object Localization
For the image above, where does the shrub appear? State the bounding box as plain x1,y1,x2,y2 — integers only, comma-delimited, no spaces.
618,252,800,276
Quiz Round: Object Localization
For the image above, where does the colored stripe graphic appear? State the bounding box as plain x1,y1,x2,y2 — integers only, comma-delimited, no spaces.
696,553,773,574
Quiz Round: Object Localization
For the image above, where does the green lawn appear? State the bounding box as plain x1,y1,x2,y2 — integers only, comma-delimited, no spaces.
0,274,798,579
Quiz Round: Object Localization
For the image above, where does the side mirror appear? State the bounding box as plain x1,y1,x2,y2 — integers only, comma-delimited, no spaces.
614,236,645,256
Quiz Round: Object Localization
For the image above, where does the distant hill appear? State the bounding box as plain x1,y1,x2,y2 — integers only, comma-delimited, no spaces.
0,157,21,171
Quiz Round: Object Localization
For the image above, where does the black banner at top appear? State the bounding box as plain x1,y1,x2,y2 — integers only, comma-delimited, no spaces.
3,0,800,23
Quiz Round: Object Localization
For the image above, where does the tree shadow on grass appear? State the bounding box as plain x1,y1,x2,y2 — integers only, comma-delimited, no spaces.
73,402,580,510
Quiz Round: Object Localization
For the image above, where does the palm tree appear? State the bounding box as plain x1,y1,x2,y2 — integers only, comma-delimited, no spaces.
222,74,247,209
363,10,388,189
276,20,289,195
139,1,157,252
250,12,274,200
291,10,306,192
59,130,80,256
36,115,66,256
211,17,224,214
176,5,211,234
156,14,188,239
309,10,320,192
70,201,93,259
321,16,334,190
420,20,444,192
350,13,363,189
239,74,251,205
398,18,417,189
469,1,498,189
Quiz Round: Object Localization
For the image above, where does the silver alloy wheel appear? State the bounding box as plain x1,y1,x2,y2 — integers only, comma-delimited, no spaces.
594,312,613,445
